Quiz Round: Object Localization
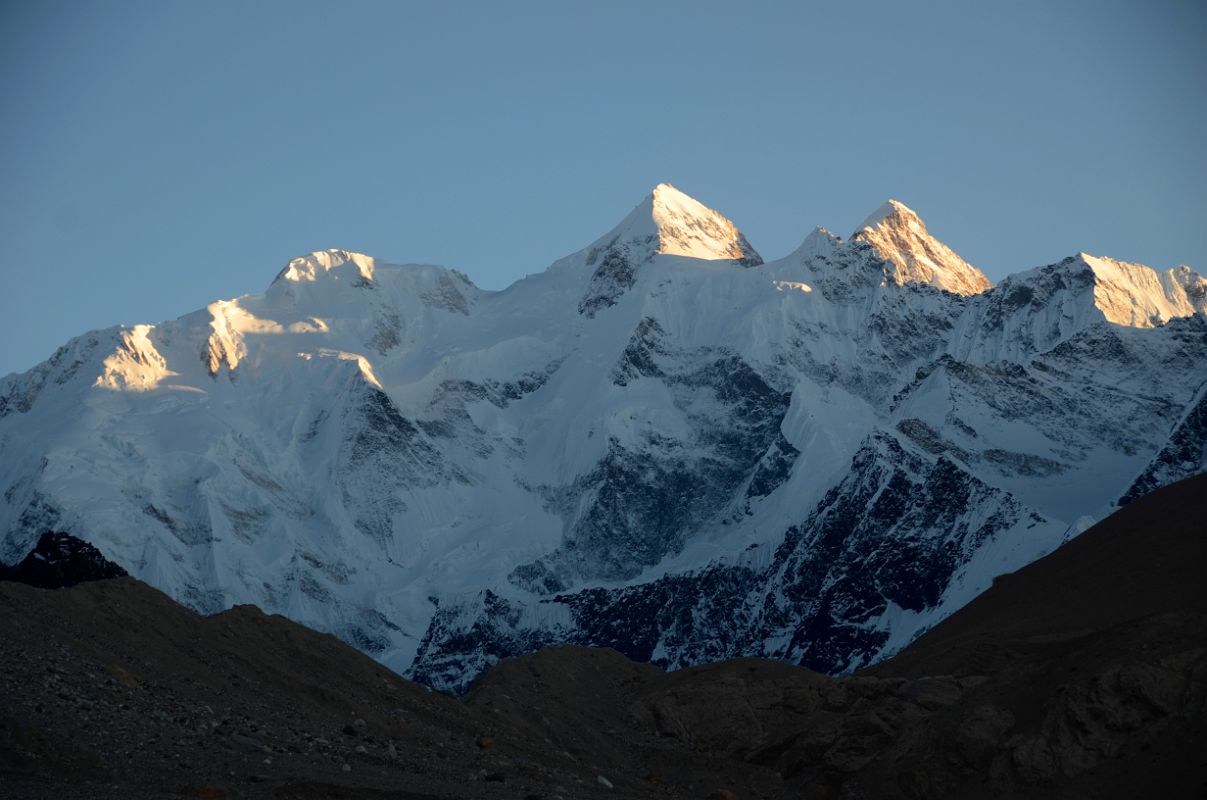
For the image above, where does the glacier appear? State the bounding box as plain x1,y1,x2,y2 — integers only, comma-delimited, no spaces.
1,182,1204,692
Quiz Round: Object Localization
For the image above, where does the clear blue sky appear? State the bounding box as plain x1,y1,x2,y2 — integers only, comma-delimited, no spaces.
2,0,1204,376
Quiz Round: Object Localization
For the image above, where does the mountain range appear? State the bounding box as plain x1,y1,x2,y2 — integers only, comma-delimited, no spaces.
2,183,1204,692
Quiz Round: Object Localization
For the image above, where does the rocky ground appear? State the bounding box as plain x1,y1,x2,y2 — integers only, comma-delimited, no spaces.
0,573,777,799
2,474,1205,799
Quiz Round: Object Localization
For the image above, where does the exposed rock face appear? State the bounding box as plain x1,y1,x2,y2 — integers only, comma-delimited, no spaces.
412,431,1059,693
472,473,1207,799
1120,383,1207,505
579,237,644,317
851,199,992,296
515,342,795,589
1171,263,1207,313
0,531,127,588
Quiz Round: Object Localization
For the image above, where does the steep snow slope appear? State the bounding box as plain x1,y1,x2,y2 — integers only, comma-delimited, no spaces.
646,183,763,263
2,186,1204,691
950,253,1207,363
852,199,992,296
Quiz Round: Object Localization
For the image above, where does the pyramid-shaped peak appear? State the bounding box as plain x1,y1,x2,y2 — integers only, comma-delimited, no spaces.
856,198,921,232
786,225,843,261
851,199,991,296
649,182,720,216
651,181,691,200
612,182,761,265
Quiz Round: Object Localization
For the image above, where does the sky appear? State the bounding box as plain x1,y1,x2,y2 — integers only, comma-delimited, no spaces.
2,0,1205,376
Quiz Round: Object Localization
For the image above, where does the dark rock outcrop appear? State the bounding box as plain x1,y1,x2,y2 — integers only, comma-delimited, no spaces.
0,531,126,589
1120,382,1207,505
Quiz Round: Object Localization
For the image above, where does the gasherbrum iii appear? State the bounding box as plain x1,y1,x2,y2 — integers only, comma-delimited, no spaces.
2,185,1204,692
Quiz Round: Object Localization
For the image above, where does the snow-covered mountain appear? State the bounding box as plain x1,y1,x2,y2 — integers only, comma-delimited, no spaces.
851,199,992,296
2,184,1204,692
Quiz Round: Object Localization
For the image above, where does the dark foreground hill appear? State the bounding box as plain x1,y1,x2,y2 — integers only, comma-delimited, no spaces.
3,474,1205,799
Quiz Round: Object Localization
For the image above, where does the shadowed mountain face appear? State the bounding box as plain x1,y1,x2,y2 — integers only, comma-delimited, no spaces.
665,471,1207,799
3,474,1204,799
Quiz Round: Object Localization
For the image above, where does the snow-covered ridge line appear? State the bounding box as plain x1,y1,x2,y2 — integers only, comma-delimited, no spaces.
1080,253,1207,326
1,182,1204,693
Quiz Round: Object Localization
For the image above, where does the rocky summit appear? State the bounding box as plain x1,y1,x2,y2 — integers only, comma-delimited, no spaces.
1,185,1205,692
